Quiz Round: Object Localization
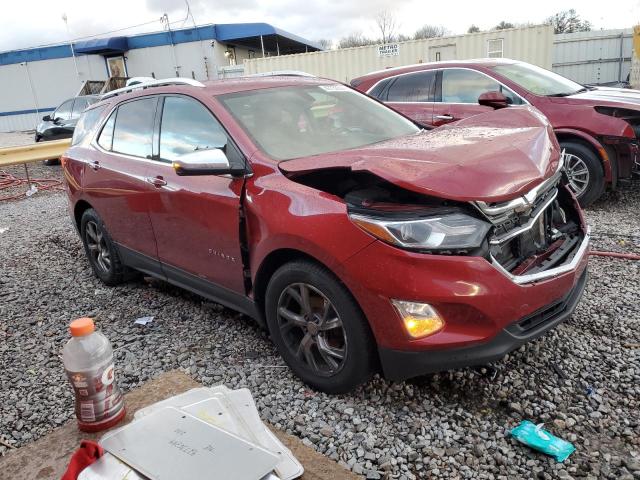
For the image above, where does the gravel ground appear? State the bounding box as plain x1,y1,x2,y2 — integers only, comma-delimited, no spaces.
0,175,639,479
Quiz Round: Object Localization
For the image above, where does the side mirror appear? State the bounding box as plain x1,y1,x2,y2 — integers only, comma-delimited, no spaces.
478,91,509,109
42,114,52,121
172,148,245,176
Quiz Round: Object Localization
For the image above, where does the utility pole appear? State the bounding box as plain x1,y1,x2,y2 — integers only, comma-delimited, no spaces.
161,13,181,77
62,13,81,85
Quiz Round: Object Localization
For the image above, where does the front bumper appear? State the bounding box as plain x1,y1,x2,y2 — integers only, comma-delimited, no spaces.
378,269,587,381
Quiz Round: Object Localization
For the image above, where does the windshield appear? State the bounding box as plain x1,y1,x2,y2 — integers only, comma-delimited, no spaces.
218,84,419,161
492,63,585,97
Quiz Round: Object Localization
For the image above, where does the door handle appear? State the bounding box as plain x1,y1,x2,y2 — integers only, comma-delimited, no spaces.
89,161,100,171
435,114,454,121
146,176,167,188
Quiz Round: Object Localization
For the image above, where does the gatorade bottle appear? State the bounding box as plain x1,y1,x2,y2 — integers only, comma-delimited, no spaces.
62,317,125,432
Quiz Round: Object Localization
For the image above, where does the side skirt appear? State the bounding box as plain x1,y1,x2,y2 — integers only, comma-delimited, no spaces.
116,243,261,322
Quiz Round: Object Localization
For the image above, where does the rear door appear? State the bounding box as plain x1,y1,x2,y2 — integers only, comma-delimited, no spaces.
82,97,160,266
374,71,436,127
145,95,247,294
432,68,524,126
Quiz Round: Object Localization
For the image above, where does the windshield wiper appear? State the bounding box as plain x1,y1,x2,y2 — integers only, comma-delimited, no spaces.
547,87,588,97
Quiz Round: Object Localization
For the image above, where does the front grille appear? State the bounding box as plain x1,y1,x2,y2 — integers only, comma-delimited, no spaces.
481,181,583,277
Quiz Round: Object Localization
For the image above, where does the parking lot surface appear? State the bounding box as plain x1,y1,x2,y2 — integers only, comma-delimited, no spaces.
0,157,638,478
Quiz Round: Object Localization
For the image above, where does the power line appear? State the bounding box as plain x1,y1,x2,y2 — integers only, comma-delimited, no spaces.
2,16,195,53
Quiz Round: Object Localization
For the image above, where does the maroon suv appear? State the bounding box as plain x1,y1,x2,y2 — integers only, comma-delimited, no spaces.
62,76,589,393
352,59,640,206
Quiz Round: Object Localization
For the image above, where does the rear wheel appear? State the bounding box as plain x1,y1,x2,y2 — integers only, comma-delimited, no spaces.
560,141,605,207
80,208,130,285
265,260,375,393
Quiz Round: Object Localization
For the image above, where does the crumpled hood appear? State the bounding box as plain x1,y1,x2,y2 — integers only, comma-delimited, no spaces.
280,106,560,203
558,86,640,107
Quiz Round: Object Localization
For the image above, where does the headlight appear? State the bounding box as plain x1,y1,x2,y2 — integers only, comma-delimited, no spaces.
349,211,490,250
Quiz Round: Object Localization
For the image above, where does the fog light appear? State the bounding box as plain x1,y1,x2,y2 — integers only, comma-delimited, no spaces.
392,300,444,338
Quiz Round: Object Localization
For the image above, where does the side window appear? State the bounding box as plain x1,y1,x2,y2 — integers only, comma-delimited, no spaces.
97,109,116,151
368,78,392,100
71,98,89,119
159,96,227,162
386,71,435,103
54,100,73,121
442,69,504,104
112,97,157,158
72,105,106,146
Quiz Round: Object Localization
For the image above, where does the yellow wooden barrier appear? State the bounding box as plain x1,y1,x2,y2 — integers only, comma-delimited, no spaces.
0,139,71,168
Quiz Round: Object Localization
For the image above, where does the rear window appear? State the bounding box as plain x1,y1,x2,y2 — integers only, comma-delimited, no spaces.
386,71,435,103
111,98,157,158
72,105,107,146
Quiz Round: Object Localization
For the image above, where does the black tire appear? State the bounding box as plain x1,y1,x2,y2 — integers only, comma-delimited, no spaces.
43,158,60,166
265,260,376,393
560,141,605,207
80,208,130,286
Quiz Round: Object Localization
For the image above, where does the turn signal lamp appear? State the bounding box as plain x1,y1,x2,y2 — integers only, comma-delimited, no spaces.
391,300,444,338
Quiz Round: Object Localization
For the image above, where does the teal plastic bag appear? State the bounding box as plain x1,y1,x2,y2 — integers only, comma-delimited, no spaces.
511,420,575,462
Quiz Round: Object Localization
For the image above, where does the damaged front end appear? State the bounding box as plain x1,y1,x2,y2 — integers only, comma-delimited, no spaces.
474,154,589,284
287,155,588,285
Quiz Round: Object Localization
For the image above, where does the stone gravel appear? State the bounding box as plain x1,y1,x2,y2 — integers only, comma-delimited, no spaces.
0,176,639,479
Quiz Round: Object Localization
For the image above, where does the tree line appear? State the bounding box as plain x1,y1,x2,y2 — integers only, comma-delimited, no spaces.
318,9,591,49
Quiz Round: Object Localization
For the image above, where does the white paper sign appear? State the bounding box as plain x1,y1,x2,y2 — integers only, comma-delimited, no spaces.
378,44,400,57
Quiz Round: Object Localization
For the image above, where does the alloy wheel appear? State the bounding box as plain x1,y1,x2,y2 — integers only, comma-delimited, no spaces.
276,283,347,377
565,153,590,197
85,220,111,273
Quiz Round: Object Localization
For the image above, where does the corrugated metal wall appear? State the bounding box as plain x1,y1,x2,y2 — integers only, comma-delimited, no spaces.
243,25,554,82
552,29,632,85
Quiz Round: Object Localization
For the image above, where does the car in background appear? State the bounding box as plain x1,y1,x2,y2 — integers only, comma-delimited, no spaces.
351,59,640,206
36,95,99,164
62,76,588,393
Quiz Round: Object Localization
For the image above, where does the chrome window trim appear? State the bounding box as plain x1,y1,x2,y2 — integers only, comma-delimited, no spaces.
490,227,590,285
366,66,529,106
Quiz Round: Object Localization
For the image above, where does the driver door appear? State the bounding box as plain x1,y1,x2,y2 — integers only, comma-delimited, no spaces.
145,95,247,294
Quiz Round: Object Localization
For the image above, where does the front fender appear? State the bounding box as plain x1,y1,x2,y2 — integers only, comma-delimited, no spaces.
244,167,375,286
555,128,612,182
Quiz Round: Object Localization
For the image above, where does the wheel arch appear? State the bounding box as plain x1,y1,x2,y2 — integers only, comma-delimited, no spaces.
554,129,613,183
73,199,93,230
254,248,335,322
253,247,382,374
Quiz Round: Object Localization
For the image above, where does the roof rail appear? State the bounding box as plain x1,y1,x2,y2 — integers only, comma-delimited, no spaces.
101,78,205,100
247,70,316,78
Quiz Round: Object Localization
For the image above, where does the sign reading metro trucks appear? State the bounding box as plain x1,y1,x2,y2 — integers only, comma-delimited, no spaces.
377,44,399,57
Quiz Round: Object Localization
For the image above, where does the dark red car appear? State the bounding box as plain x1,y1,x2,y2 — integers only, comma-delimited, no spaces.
352,59,640,206
62,76,589,393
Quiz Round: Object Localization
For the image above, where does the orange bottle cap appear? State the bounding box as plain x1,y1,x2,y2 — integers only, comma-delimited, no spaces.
70,317,95,337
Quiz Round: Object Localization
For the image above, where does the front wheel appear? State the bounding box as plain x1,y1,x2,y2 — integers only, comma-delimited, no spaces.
560,141,605,207
265,260,376,393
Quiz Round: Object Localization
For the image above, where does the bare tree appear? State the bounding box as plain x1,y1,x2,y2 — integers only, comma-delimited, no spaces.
493,21,515,30
375,10,398,44
316,39,332,50
337,33,376,49
545,9,592,34
467,24,480,33
413,25,448,40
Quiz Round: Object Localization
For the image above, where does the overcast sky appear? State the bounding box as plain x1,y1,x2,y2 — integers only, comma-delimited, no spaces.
2,0,640,52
